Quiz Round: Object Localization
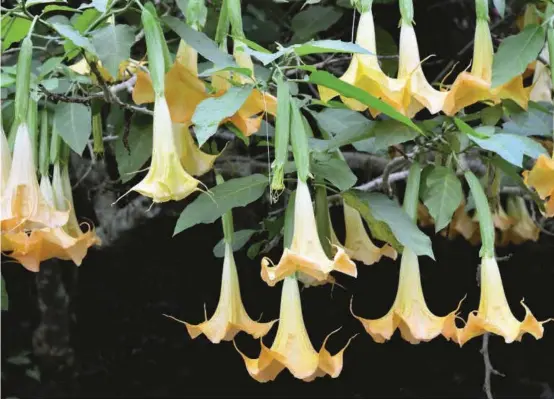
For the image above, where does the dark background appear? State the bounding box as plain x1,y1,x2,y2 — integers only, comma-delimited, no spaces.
2,0,554,398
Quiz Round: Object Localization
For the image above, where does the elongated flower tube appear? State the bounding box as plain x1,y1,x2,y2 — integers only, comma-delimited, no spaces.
523,154,554,216
166,242,276,343
342,202,397,266
458,171,552,345
235,276,354,382
172,123,218,177
261,179,357,287
1,123,68,232
530,47,552,103
351,247,460,343
130,96,201,203
317,3,406,116
352,164,460,344
52,163,100,249
397,20,447,116
443,16,528,115
499,197,539,245
456,256,551,345
1,126,11,190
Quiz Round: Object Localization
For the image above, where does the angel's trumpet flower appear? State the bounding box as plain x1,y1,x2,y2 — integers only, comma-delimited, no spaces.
52,164,100,249
397,21,447,116
235,276,354,382
317,5,405,116
530,47,552,103
351,248,460,344
172,123,219,177
166,242,275,343
500,197,539,245
417,203,434,228
261,179,357,287
342,202,397,266
443,18,529,116
129,96,201,203
443,203,480,244
1,123,68,232
456,256,551,345
3,175,94,272
523,154,554,216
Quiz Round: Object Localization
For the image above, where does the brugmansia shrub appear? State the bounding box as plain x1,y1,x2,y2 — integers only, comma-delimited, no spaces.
1,0,553,392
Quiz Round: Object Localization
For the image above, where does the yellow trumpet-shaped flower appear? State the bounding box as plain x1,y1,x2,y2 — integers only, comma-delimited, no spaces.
456,256,551,345
523,154,554,216
261,179,357,287
317,9,405,116
3,175,97,272
351,248,460,344
342,202,397,266
443,203,480,244
173,123,219,177
165,242,276,343
443,19,529,116
530,47,552,103
130,96,201,203
1,123,68,232
235,276,354,382
397,21,447,116
499,197,539,245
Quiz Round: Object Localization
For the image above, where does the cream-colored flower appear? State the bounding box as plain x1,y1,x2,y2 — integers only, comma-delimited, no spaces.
235,276,354,382
456,256,551,345
261,179,357,287
530,47,552,103
351,248,460,344
166,242,275,343
172,123,218,177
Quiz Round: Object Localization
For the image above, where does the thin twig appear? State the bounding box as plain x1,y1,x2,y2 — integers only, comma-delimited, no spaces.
481,333,505,399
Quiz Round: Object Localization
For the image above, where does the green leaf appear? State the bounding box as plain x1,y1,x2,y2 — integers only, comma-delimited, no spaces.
114,117,153,183
309,71,422,133
213,229,257,258
1,17,32,51
91,0,109,12
375,26,398,77
174,175,269,236
492,0,505,18
492,24,545,88
37,57,64,80
49,16,97,55
490,155,545,211
1,276,7,311
163,16,236,67
91,24,135,77
311,108,374,136
53,103,91,155
372,120,419,150
290,6,342,43
502,102,553,137
421,166,463,232
0,73,16,88
42,5,78,14
343,191,435,258
312,156,357,192
293,39,372,56
469,133,547,167
192,85,253,146
72,8,101,33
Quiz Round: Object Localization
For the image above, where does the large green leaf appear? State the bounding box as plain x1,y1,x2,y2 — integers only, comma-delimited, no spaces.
49,16,97,55
469,132,547,167
372,120,419,150
290,6,342,43
1,17,32,51
174,175,269,236
212,229,257,258
309,71,422,133
163,16,236,67
343,191,435,258
312,156,357,192
311,108,374,136
192,85,253,146
53,103,91,155
421,166,463,232
114,117,153,183
502,102,553,137
492,24,545,88
91,24,135,77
